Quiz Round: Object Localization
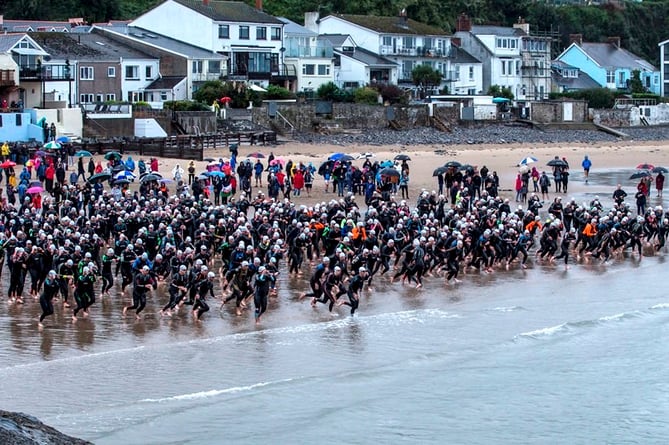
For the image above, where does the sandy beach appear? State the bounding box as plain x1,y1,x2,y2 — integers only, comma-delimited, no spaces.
149,138,669,208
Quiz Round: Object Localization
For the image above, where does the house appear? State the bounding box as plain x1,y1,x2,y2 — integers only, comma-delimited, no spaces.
655,38,669,97
557,35,660,95
551,60,600,93
454,14,552,101
313,11,456,90
279,17,333,93
319,34,398,89
34,32,160,106
130,0,293,86
448,44,483,95
0,16,86,33
93,24,226,104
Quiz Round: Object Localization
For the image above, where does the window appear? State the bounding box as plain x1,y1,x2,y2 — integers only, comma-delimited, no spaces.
382,36,392,46
160,92,168,101
145,66,152,79
619,71,625,86
0,115,3,127
302,64,315,75
402,36,415,49
80,66,93,80
402,60,413,79
192,60,203,73
256,26,267,40
208,60,221,73
218,24,229,39
105,94,116,101
15,114,21,126
317,64,330,76
515,61,520,76
469,66,474,80
606,70,615,84
80,94,94,103
125,65,139,79
271,27,281,41
107,67,115,77
455,66,460,80
95,94,103,103
239,26,249,40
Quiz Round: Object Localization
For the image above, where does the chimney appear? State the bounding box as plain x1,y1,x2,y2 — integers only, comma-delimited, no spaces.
255,0,263,10
513,17,530,35
203,0,209,5
569,33,583,46
398,9,408,27
456,13,471,33
607,36,621,49
304,12,319,33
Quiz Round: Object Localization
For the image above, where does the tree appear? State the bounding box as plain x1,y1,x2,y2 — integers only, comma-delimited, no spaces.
629,69,645,94
487,85,514,100
411,64,442,98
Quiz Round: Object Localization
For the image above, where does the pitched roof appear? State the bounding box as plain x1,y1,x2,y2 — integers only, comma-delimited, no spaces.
171,0,282,24
277,17,317,37
94,25,226,60
145,76,186,90
552,69,600,91
0,34,25,53
3,20,73,32
319,34,351,48
450,45,480,64
329,14,448,36
31,32,156,61
337,47,396,67
470,25,525,37
578,42,656,71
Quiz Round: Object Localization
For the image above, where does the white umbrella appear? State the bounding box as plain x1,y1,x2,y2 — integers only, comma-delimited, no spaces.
248,84,267,92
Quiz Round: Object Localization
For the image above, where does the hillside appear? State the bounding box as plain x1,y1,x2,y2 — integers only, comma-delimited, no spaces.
1,0,666,65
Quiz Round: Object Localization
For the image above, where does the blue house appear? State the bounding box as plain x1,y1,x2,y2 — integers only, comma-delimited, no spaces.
556,35,660,95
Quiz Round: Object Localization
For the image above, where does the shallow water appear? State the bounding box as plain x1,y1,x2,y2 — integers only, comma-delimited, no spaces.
1,168,668,444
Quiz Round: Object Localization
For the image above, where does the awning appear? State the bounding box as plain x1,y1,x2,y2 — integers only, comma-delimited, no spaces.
11,48,49,56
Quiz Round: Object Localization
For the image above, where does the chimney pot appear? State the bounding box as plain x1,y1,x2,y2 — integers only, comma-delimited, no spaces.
456,13,471,33
256,0,263,10
569,33,583,46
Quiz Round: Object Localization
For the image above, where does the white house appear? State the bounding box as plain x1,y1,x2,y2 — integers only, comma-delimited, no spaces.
313,11,454,89
659,38,669,97
278,17,334,93
448,45,484,95
319,34,398,89
130,0,292,86
455,14,552,101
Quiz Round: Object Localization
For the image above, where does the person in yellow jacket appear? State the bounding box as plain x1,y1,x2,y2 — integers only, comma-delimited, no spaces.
1,142,9,159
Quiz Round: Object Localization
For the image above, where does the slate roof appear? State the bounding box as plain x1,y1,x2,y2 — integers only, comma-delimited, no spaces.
319,34,350,48
95,25,226,60
31,32,155,61
171,0,283,24
329,14,448,36
450,45,480,64
338,46,396,67
1,20,73,32
578,42,656,71
470,25,525,37
552,69,600,91
145,76,185,90
277,17,317,37
0,34,25,53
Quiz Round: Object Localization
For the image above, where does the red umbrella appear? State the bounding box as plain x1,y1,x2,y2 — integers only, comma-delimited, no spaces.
636,163,655,170
219,96,232,104
0,160,16,168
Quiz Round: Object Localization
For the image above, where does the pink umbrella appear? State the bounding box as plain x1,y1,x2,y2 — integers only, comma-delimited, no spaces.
270,158,284,167
27,186,44,194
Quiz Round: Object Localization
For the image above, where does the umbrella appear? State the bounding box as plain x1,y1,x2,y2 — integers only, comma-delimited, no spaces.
329,153,346,161
492,97,511,104
444,161,461,168
433,166,448,176
379,160,394,168
75,150,92,157
140,174,161,183
43,141,61,150
206,171,225,177
104,151,122,161
35,150,47,157
518,156,538,166
652,166,668,174
112,164,128,173
459,164,475,172
26,186,44,194
87,172,111,183
247,152,265,159
357,152,376,159
394,154,411,161
203,157,216,162
636,163,655,170
629,171,652,180
269,158,285,167
140,171,162,179
0,160,16,168
547,159,568,168
337,154,355,162
249,84,267,92
114,171,136,181
197,174,208,181
160,178,174,184
378,167,400,178
113,179,130,186
56,136,70,144
219,96,232,104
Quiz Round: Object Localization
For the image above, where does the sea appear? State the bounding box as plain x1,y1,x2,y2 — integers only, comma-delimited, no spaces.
1,168,668,444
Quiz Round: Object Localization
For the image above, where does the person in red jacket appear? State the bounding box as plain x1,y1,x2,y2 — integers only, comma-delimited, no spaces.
292,169,304,196
45,162,55,193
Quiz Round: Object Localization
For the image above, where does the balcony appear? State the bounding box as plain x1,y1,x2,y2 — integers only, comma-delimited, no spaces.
19,64,74,81
192,72,223,82
380,46,446,57
284,45,333,59
0,70,15,86
226,63,296,81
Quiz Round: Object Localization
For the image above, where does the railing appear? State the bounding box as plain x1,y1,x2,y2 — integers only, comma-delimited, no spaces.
19,64,74,81
192,72,224,82
380,46,446,57
227,63,297,80
284,45,333,58
275,110,295,135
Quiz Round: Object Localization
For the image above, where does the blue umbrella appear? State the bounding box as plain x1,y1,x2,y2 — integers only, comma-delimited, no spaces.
56,136,70,144
379,160,394,168
329,153,346,161
518,156,538,166
75,150,92,158
206,171,225,177
115,171,136,181
492,97,511,104
43,141,61,150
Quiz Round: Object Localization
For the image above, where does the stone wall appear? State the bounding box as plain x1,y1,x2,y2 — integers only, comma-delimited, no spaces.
251,102,428,133
531,100,588,123
590,109,636,127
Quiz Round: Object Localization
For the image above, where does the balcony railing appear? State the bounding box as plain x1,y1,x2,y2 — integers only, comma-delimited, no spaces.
19,64,74,81
226,63,297,80
380,46,447,57
192,72,224,82
285,45,333,58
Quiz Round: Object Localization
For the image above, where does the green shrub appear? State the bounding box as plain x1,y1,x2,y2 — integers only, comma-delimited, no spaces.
264,85,295,100
354,87,380,105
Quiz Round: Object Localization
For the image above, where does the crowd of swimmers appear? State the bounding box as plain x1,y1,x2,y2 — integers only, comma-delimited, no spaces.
1,151,668,331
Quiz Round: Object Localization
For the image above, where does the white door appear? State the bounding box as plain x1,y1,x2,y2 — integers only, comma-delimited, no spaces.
563,102,573,121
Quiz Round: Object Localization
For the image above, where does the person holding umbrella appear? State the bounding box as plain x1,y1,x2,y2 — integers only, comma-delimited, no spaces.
87,157,95,179
656,171,665,197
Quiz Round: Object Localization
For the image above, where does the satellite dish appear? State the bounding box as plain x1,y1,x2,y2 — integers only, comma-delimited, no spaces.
43,55,52,61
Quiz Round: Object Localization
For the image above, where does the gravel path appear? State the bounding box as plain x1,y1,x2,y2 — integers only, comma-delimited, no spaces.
291,124,669,146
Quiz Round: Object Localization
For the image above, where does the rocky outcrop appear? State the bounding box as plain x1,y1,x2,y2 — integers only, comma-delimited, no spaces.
0,410,92,445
